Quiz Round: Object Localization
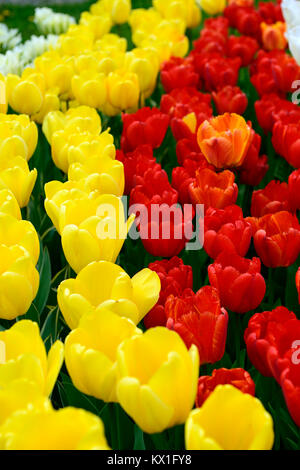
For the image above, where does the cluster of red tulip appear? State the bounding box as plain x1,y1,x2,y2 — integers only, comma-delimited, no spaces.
117,0,300,424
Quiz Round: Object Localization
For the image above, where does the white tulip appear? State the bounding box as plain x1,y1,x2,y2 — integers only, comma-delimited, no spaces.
286,26,300,65
281,0,300,29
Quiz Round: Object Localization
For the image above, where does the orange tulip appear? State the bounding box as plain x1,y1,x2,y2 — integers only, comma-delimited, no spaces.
261,22,287,52
189,168,238,210
197,113,252,169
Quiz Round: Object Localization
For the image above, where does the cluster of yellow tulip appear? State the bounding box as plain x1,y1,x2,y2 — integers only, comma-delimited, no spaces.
0,319,110,450
0,110,40,321
3,0,200,121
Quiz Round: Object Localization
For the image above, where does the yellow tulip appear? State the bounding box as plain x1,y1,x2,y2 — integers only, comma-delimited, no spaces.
106,70,140,113
129,8,162,37
31,88,60,125
0,320,63,396
44,180,100,232
154,0,201,28
0,114,37,161
0,380,50,427
0,73,7,114
185,385,274,450
80,11,112,38
57,260,160,329
0,213,40,264
124,48,159,96
116,327,199,434
34,51,74,96
0,156,37,208
51,130,115,174
0,247,39,319
59,194,135,273
65,308,142,402
198,0,226,15
57,25,94,56
0,189,21,220
110,0,131,24
93,34,127,54
68,154,124,196
43,106,101,145
71,71,107,110
0,405,110,450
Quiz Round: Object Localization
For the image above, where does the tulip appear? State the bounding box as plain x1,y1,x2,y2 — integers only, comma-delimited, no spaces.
0,189,21,220
197,55,242,92
161,57,199,93
116,327,199,434
212,86,248,116
185,385,274,450
58,261,161,329
106,70,140,114
281,363,300,427
239,133,269,186
296,267,300,303
281,0,300,29
0,114,38,161
42,106,102,145
189,168,238,210
124,49,160,98
6,71,59,119
198,0,226,15
248,211,300,267
165,286,228,364
196,368,255,407
197,113,252,169
34,51,74,96
250,181,291,217
121,107,169,152
0,320,63,395
65,309,142,402
116,145,159,195
154,0,201,28
51,130,115,174
0,405,110,450
227,35,259,66
0,213,39,264
57,25,94,56
208,252,266,314
79,11,112,39
144,257,193,329
272,120,300,168
0,156,37,208
288,169,300,212
261,22,287,51
72,71,107,110
0,380,49,427
160,87,212,125
44,180,102,232
204,205,252,259
68,155,125,196
0,73,7,115
244,306,297,377
59,195,134,273
285,27,300,65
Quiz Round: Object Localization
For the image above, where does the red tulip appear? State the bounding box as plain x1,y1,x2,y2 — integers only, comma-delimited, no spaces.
296,267,300,303
160,87,212,122
225,4,262,39
244,306,297,377
212,86,248,115
193,53,241,92
130,167,178,208
196,368,255,407
281,363,300,427
160,57,199,93
204,205,252,259
239,132,269,186
165,286,228,365
193,30,227,56
258,1,284,24
247,211,300,267
227,35,259,67
189,168,238,210
144,257,193,329
116,145,160,195
203,16,229,37
256,95,300,134
172,157,212,205
272,121,300,168
121,107,169,152
208,251,266,313
250,180,291,217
